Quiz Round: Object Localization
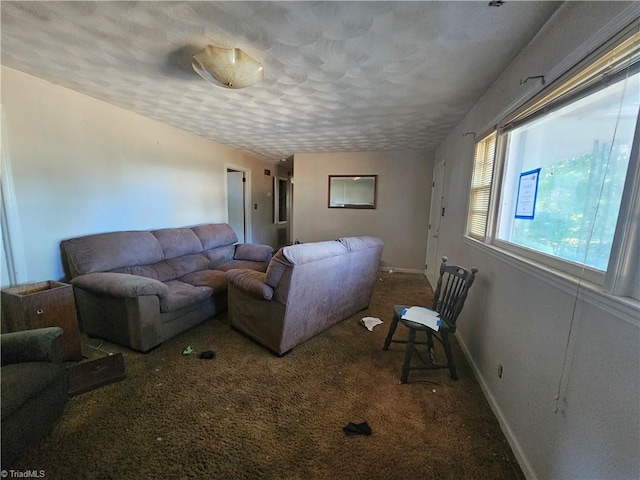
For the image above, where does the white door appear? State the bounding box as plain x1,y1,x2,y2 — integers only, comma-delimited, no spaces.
227,170,245,243
425,161,446,287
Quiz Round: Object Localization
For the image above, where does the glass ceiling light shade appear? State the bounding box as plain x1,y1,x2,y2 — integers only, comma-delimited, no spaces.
192,45,263,89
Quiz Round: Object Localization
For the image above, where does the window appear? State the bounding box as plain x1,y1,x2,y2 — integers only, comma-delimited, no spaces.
497,71,638,272
466,25,640,295
467,132,496,241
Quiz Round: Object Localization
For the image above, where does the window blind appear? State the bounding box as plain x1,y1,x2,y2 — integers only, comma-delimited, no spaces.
467,132,497,240
504,28,640,130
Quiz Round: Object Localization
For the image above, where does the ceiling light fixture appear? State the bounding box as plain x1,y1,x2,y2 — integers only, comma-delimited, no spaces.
192,45,263,89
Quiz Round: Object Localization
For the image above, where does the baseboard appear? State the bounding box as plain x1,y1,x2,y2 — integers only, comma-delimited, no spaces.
456,335,538,480
378,267,425,275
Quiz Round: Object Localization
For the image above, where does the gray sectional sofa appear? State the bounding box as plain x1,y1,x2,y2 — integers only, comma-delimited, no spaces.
61,223,273,352
225,236,383,355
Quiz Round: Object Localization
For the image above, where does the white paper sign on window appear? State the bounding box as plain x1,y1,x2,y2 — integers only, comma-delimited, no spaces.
515,168,541,219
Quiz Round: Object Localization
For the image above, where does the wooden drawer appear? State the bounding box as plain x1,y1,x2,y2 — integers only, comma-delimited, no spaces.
1,281,82,361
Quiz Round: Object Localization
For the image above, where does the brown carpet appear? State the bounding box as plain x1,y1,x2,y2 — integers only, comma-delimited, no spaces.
15,273,524,480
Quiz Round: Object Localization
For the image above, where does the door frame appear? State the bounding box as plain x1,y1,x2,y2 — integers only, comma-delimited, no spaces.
225,164,252,243
425,159,447,286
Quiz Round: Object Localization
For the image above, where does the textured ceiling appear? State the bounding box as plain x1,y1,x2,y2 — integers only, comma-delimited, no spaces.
1,1,560,161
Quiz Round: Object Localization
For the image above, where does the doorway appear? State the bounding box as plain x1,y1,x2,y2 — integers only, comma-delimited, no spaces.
425,160,446,287
226,168,249,243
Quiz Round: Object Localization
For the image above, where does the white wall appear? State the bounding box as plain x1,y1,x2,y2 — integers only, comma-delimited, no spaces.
1,67,279,285
434,3,639,479
293,150,432,272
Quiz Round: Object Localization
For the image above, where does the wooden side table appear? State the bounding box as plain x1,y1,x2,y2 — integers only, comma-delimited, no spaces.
1,281,82,361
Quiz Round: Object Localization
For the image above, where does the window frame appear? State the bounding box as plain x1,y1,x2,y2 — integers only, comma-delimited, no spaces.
466,131,497,241
464,22,640,298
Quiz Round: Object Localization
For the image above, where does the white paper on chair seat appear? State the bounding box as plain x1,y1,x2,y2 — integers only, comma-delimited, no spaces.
401,306,441,331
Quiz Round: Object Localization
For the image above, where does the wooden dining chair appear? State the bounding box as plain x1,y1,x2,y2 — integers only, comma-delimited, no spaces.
383,256,478,382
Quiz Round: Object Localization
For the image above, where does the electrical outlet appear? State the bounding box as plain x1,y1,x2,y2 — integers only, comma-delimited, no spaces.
497,364,503,378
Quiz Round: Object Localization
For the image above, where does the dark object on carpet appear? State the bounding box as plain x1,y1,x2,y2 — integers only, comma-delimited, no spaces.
343,421,372,436
68,353,126,396
199,350,216,359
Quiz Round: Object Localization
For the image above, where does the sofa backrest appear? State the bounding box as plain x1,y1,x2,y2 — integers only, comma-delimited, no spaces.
267,236,383,306
152,228,203,259
263,236,383,353
192,223,238,249
62,223,240,279
62,231,165,278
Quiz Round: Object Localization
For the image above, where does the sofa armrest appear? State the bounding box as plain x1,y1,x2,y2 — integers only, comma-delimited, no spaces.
1,327,63,366
234,243,274,263
71,272,169,298
225,269,274,300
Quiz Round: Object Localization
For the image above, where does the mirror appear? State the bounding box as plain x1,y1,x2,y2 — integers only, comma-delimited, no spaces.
328,175,377,209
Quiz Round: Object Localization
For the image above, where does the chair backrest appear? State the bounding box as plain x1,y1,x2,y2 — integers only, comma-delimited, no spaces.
432,256,478,328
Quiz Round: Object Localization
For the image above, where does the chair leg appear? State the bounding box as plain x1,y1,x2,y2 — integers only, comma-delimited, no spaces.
426,330,435,350
382,313,400,350
401,328,416,383
441,332,458,380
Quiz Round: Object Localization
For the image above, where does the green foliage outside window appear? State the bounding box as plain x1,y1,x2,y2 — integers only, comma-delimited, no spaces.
510,141,630,271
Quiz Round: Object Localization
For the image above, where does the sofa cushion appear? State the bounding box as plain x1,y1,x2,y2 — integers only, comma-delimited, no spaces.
110,261,177,282
152,228,203,259
110,265,159,280
159,281,213,313
234,243,273,263
62,231,164,277
192,224,238,250
165,254,211,278
1,362,63,420
180,270,228,294
203,245,235,268
217,260,269,272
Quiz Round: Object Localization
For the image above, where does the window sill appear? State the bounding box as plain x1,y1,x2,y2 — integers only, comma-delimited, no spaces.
464,236,640,327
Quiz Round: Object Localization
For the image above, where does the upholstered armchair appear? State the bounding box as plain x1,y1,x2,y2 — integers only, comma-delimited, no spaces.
1,327,68,467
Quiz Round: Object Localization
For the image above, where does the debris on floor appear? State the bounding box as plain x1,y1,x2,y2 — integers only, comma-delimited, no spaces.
359,317,383,331
343,421,372,436
182,345,194,355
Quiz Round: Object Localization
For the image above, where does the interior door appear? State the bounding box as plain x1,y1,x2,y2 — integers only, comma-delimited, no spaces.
227,170,245,243
425,161,446,287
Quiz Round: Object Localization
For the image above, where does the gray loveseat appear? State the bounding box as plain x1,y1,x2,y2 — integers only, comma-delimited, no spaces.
61,223,273,352
226,236,383,355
